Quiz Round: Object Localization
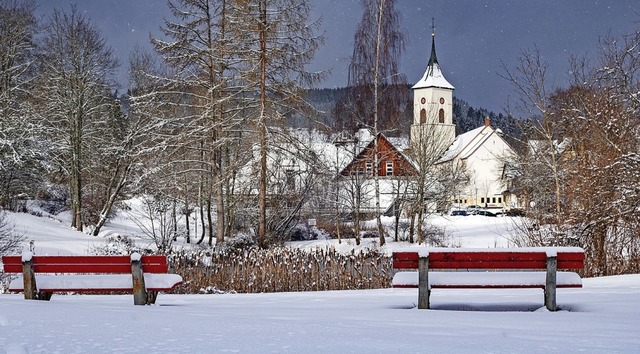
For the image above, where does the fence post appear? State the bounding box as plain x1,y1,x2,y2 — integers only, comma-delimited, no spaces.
545,251,558,311
418,252,430,309
131,253,148,305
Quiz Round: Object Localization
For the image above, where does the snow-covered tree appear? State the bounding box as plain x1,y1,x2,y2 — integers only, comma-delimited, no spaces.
32,6,119,231
0,0,42,210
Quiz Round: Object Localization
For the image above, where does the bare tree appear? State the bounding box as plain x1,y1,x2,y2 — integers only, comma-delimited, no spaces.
33,6,119,231
502,31,640,275
408,121,465,244
0,0,41,210
337,0,406,246
0,211,23,256
500,46,566,226
231,0,323,247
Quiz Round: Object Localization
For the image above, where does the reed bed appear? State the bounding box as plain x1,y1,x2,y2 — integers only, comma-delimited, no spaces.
169,247,393,294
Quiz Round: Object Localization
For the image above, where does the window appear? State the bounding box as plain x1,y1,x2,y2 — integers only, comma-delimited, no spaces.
481,197,485,204
438,108,445,123
420,109,427,124
365,162,373,175
492,197,496,203
386,161,394,176
498,197,502,203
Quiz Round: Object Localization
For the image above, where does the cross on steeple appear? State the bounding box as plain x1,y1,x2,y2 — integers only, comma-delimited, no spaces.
431,17,435,37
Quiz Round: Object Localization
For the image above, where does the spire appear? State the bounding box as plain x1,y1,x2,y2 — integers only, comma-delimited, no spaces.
428,18,438,66
412,18,454,90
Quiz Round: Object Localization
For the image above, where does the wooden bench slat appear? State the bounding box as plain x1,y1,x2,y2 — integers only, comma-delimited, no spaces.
2,255,169,273
8,273,183,292
392,251,584,270
392,271,583,288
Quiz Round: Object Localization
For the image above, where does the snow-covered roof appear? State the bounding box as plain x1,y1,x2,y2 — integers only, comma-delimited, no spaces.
438,125,491,163
412,62,454,90
412,33,454,90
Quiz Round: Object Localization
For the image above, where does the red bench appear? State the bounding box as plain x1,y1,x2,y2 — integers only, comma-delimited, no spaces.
1,253,182,305
392,247,584,311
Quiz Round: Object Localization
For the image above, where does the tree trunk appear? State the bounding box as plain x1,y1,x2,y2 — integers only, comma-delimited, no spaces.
257,0,268,248
92,161,130,236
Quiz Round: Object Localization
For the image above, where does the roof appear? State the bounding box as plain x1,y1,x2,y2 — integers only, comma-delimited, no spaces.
412,32,454,90
438,125,493,163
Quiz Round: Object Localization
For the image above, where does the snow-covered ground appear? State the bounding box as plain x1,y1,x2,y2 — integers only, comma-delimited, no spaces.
1,210,639,353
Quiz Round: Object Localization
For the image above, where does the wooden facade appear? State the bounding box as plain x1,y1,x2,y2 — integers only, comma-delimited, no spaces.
340,133,417,177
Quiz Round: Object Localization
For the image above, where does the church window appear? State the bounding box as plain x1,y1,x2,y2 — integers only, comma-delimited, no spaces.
386,161,394,176
439,97,445,104
421,97,426,104
438,108,445,123
420,109,427,124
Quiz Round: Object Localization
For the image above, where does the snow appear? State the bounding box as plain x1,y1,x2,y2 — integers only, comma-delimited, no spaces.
21,250,32,262
438,125,490,163
392,271,582,288
412,62,454,90
8,273,183,292
1,211,639,352
393,246,583,254
1,276,639,353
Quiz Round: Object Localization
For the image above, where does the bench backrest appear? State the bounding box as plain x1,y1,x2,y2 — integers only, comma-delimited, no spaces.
1,255,169,274
393,250,584,270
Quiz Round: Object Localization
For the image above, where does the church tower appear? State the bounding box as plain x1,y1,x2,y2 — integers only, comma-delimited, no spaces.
410,25,456,149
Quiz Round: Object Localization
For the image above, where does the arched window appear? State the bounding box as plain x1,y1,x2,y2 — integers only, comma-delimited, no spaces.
420,109,427,124
438,108,445,123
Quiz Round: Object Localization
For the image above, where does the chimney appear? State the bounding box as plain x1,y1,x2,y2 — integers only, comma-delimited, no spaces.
484,117,491,127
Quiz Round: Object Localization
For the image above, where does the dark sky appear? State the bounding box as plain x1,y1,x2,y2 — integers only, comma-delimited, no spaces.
34,0,639,114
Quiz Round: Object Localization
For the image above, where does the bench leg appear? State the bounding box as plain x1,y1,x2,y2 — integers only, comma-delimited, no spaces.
131,258,148,305
37,292,53,301
22,259,38,300
545,255,558,311
147,291,158,305
418,255,430,309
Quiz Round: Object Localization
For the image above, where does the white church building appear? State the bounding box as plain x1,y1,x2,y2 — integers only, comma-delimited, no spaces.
410,29,517,210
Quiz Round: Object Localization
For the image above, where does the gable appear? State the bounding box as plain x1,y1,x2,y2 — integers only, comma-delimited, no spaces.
340,133,417,177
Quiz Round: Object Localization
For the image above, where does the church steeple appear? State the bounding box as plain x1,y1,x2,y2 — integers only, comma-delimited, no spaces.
428,19,438,67
413,19,453,90
410,20,456,148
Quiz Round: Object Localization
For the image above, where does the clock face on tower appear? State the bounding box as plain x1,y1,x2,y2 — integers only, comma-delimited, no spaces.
421,97,426,104
439,97,445,104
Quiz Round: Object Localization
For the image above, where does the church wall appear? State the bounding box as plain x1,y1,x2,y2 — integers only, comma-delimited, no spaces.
456,133,514,209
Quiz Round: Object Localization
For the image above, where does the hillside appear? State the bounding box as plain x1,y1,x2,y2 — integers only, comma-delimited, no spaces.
297,86,522,144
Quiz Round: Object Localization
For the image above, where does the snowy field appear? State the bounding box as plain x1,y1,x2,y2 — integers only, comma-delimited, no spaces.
1,211,639,353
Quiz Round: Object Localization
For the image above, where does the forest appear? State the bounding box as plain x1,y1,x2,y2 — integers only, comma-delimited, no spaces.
1,0,639,278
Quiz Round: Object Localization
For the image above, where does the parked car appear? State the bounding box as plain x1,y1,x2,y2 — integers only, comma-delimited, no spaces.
450,210,468,216
474,210,497,217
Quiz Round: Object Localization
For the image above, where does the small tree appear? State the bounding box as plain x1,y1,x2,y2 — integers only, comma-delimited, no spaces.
127,195,177,254
0,211,23,256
